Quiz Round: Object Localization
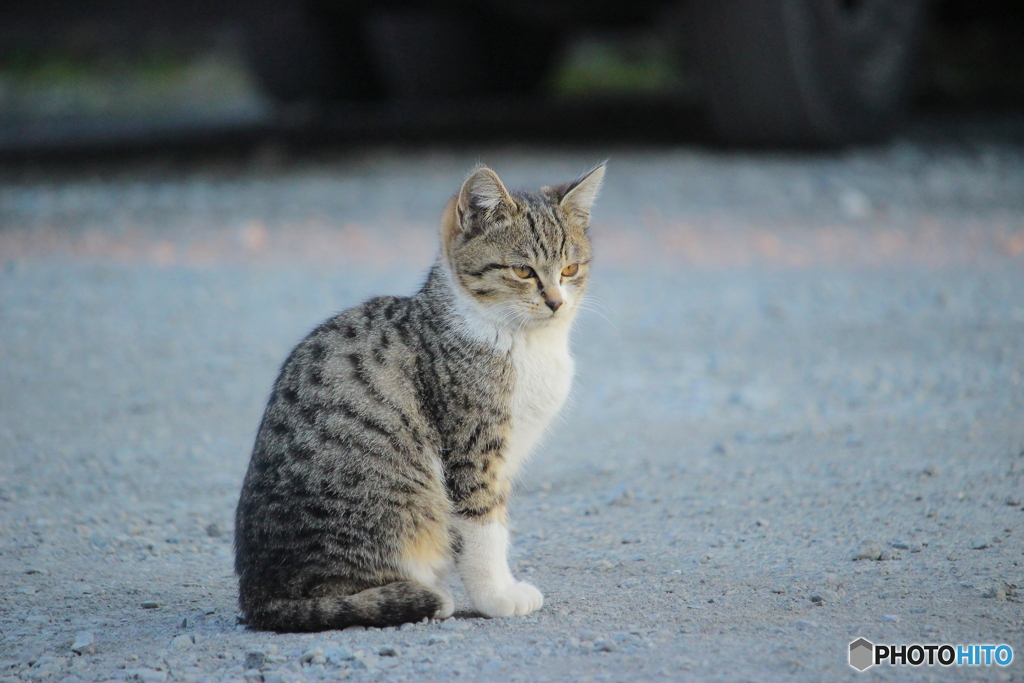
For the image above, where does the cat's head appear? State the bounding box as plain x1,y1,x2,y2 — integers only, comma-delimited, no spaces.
441,164,604,329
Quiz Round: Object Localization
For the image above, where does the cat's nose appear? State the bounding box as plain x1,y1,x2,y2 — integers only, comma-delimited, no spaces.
545,298,563,312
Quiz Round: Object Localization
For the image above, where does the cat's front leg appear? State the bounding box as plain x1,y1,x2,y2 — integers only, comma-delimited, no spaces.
454,514,543,618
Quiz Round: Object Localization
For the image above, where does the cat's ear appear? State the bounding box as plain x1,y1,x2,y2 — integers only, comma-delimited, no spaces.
559,164,605,223
457,167,515,219
443,167,516,254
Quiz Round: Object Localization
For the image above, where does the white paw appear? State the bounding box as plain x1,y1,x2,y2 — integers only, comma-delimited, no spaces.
434,588,455,620
472,581,543,618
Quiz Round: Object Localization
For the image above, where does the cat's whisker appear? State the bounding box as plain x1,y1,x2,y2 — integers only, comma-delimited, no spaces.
574,303,618,331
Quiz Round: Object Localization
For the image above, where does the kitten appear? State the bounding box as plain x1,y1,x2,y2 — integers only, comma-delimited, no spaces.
234,164,604,632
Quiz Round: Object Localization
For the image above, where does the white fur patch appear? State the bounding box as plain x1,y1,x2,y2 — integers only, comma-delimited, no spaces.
454,519,543,617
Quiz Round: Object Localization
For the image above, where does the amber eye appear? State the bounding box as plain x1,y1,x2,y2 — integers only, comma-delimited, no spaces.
512,265,534,279
561,264,579,277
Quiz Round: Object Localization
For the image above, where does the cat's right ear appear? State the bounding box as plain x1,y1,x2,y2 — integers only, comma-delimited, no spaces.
457,167,515,220
443,167,516,252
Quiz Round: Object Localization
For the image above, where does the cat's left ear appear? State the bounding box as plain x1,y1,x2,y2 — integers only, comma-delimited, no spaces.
560,164,606,223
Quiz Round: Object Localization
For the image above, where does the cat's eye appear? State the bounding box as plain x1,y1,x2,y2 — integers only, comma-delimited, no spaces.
512,266,535,279
561,264,580,277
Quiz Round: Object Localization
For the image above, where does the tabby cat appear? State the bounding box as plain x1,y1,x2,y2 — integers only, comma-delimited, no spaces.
235,164,605,631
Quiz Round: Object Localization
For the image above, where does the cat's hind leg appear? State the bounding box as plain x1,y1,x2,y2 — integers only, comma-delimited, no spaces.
454,511,543,618
399,511,456,619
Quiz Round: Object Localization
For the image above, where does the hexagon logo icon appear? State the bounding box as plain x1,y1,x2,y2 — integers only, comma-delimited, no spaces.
849,638,874,671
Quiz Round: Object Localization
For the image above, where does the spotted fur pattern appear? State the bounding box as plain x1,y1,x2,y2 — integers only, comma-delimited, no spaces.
235,164,604,632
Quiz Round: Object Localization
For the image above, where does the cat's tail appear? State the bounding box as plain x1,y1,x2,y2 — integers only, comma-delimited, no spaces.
244,581,443,633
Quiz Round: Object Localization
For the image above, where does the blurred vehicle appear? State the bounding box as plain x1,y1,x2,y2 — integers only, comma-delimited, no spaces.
1,0,927,146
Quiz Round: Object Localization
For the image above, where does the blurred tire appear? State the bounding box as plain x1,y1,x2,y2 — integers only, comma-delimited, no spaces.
688,0,926,146
245,0,381,104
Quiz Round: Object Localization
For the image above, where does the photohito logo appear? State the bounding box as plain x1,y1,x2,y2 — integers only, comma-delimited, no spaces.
849,638,1013,671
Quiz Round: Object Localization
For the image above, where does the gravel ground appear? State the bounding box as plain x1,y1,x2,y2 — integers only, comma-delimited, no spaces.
1,134,1023,682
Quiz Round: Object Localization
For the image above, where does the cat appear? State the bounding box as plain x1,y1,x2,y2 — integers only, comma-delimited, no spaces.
234,163,604,632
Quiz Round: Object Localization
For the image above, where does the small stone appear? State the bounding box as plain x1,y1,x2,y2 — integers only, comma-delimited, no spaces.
71,631,94,655
711,443,730,456
427,636,448,645
1006,496,1022,506
323,646,353,664
922,465,939,477
300,648,324,665
982,585,1007,600
70,583,92,595
756,519,769,527
971,539,990,550
141,601,159,609
439,619,467,631
606,484,634,507
853,538,883,561
16,586,37,595
879,549,902,561
891,541,910,550
377,646,399,657
205,523,222,538
170,634,194,650
244,651,266,669
593,638,616,653
771,585,786,594
882,614,900,622
178,617,187,628
809,595,824,605
352,654,377,671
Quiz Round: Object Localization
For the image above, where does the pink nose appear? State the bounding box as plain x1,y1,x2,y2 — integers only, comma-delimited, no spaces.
545,298,563,312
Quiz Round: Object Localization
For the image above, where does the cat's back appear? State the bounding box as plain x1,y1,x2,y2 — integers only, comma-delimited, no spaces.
255,294,428,452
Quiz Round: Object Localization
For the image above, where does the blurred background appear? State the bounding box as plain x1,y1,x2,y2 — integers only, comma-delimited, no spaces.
0,0,1022,153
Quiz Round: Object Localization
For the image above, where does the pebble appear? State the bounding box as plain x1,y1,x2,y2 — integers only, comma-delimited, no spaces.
323,646,353,664
71,631,94,655
170,634,194,650
852,539,883,561
771,585,787,594
882,614,900,622
244,652,265,669
982,585,1007,600
891,541,910,550
299,648,325,665
606,484,634,507
377,646,399,657
205,523,222,538
141,601,159,609
352,654,377,671
971,538,991,550
439,619,468,631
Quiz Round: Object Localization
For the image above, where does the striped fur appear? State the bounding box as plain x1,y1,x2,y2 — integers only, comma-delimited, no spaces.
235,165,604,631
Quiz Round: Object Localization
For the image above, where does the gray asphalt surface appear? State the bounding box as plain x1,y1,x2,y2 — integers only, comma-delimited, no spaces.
1,137,1023,683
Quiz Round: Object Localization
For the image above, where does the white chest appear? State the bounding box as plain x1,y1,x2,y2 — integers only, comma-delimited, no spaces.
504,324,574,475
